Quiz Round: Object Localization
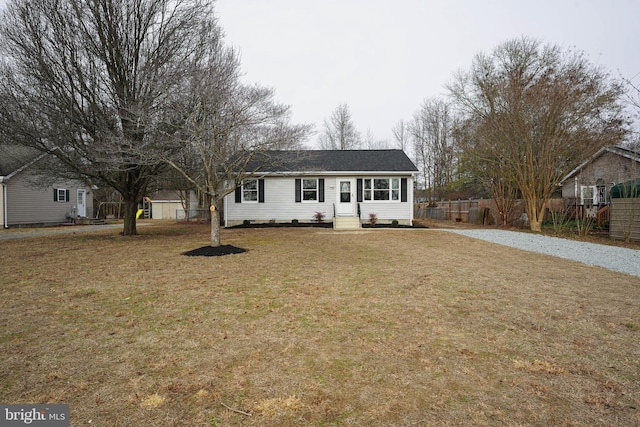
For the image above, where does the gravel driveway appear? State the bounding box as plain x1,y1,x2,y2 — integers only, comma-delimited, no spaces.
444,229,640,278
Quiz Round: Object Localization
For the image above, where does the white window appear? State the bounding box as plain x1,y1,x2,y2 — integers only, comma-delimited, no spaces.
580,185,597,207
302,179,318,201
242,180,258,202
54,188,69,202
363,178,400,201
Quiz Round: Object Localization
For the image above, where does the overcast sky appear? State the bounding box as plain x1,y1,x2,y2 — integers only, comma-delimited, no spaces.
1,0,638,147
215,0,640,147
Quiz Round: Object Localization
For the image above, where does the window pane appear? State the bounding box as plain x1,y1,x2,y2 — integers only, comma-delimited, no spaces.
391,179,399,189
364,189,371,200
303,190,317,201
374,190,388,200
374,179,389,190
364,179,371,190
303,179,317,190
391,190,400,200
243,190,257,201
243,180,258,201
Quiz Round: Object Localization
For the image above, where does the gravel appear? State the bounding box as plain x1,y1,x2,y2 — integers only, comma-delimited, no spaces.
443,229,640,278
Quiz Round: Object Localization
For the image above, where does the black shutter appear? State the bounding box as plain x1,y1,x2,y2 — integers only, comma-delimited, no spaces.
235,186,242,203
295,179,301,203
65,189,70,202
258,179,265,203
53,188,58,202
318,179,325,203
401,178,408,202
357,179,363,202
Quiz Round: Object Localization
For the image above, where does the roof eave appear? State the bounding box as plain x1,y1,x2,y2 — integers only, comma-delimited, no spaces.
249,170,417,176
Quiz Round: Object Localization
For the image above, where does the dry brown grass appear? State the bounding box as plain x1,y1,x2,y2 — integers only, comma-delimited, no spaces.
1,222,639,426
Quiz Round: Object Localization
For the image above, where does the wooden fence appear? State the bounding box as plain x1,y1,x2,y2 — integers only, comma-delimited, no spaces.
610,198,640,242
414,199,494,224
414,198,565,226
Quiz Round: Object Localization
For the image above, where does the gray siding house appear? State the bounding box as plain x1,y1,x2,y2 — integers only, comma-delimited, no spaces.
0,145,93,228
561,145,640,216
224,150,418,229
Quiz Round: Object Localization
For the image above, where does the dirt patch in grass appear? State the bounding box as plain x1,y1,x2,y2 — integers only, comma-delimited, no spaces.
1,223,639,426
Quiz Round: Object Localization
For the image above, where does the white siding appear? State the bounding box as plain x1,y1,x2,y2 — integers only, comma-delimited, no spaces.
359,176,414,225
226,176,334,225
225,175,414,226
151,201,183,220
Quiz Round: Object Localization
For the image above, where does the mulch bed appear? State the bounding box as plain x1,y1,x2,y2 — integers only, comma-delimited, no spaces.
183,245,247,257
228,222,427,229
227,222,333,229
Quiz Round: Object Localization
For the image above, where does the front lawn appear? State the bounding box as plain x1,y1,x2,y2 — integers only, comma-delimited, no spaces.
1,223,638,426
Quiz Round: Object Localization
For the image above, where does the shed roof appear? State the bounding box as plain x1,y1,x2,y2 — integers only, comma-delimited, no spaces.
243,149,418,173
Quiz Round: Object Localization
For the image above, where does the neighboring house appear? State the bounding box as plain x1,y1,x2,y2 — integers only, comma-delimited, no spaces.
224,150,418,229
561,145,640,217
0,145,93,228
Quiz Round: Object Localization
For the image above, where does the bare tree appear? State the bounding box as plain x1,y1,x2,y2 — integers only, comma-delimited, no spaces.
160,33,312,247
621,73,640,150
361,128,389,150
448,37,627,232
0,0,213,235
455,118,519,226
318,104,361,150
410,97,456,200
392,119,411,152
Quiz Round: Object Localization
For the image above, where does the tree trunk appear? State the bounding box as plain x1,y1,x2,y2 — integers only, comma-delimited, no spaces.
529,216,543,232
525,197,545,232
210,206,220,247
123,198,139,236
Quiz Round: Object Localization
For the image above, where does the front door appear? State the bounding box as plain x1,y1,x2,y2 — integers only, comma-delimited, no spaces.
77,189,86,217
335,179,355,216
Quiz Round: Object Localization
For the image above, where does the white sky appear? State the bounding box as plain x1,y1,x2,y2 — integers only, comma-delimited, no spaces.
1,0,638,147
215,0,640,147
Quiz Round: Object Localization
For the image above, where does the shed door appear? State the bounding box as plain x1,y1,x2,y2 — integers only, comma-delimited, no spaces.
335,179,355,216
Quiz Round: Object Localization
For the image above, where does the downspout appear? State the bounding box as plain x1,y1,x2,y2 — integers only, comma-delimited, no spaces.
1,180,7,229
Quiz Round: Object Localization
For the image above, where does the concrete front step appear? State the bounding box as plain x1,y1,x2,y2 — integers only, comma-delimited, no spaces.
333,216,361,230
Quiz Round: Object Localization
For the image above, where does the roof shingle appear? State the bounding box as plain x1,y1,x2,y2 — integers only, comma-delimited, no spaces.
0,145,43,177
244,150,418,173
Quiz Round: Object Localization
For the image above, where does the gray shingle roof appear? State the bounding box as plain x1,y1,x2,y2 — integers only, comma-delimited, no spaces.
244,150,418,173
0,145,43,177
